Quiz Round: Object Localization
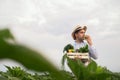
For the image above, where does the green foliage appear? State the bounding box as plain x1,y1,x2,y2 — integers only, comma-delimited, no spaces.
0,28,120,80
63,44,89,53
62,52,120,80
61,53,67,70
0,66,76,80
0,66,54,80
0,28,14,40
0,28,67,80
63,44,74,52
78,44,89,53
62,43,120,80
5,66,26,78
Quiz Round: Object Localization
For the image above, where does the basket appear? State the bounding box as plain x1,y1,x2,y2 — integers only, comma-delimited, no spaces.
67,52,89,60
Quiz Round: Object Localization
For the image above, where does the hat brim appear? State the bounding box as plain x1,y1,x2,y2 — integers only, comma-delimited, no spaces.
72,26,87,40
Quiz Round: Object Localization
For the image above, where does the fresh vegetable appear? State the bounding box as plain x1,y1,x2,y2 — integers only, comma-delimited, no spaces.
78,44,89,53
63,44,89,53
63,44,74,53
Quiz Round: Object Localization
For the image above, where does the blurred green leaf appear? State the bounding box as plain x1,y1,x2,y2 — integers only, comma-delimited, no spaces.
1,28,120,80
0,75,7,80
62,52,120,80
61,53,67,70
67,58,89,80
0,28,14,40
86,59,97,73
0,28,67,80
63,44,74,52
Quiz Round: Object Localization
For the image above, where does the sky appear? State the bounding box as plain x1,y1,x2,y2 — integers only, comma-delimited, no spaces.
0,0,120,72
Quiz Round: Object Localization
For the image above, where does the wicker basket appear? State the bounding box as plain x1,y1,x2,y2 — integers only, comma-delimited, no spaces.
67,52,89,59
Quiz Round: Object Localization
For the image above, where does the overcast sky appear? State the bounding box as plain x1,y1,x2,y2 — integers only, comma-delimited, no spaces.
0,0,120,72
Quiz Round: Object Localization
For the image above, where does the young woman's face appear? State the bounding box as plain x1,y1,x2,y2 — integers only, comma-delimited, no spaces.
75,29,85,40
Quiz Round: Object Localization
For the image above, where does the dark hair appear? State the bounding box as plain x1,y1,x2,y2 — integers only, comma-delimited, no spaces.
74,30,80,34
74,30,80,40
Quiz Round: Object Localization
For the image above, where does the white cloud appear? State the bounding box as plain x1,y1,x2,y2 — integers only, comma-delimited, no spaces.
88,18,100,26
0,0,46,27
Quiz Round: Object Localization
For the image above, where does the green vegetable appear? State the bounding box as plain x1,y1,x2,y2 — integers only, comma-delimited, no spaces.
63,44,74,52
78,45,89,53
63,44,89,53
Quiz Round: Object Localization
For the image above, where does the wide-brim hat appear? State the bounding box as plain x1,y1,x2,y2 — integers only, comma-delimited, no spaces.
72,25,87,40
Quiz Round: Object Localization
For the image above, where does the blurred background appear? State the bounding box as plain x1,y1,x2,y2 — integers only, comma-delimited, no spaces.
0,0,120,72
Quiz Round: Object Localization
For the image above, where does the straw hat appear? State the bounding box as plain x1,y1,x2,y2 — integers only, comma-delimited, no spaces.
72,25,87,40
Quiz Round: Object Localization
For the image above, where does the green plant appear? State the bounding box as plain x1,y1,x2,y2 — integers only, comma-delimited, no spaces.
63,44,74,52
0,66,77,80
0,28,68,80
63,44,89,53
78,44,89,53
0,28,120,80
62,52,120,80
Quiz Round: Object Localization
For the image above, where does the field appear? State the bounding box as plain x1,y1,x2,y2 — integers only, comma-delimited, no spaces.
0,29,120,80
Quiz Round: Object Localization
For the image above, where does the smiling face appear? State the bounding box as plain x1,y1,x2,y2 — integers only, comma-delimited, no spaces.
75,29,85,41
